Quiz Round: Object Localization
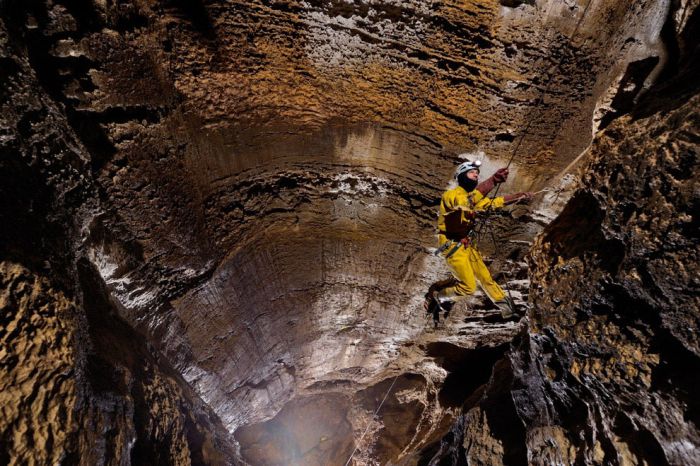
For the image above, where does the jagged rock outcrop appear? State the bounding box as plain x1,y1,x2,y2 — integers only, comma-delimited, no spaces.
0,261,237,465
1,14,236,465
423,7,700,464
1,0,698,464
526,81,698,465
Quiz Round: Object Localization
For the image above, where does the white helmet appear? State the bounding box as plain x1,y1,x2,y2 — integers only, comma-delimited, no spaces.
454,159,481,179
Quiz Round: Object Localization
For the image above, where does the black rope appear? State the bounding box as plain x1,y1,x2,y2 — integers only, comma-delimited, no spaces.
473,0,596,237
488,227,518,313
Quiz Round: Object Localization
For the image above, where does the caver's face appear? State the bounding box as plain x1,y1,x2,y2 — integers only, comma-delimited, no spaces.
466,169,479,181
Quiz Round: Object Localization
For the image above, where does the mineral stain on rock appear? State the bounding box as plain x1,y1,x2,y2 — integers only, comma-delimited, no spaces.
1,0,698,464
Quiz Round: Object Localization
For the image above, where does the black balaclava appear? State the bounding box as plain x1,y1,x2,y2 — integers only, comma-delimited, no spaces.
457,172,478,192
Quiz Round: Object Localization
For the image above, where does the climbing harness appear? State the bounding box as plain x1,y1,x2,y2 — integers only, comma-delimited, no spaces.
434,240,454,256
444,240,464,259
434,235,472,260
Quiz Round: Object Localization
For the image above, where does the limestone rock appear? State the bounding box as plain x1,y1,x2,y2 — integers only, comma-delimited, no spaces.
1,0,698,464
424,11,700,464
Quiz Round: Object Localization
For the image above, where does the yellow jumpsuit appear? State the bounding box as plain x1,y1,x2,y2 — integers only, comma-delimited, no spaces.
437,186,506,302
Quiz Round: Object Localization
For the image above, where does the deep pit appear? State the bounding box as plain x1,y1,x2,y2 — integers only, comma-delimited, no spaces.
1,0,699,465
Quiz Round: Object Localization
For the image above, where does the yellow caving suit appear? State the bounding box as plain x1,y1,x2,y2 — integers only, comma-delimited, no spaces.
437,185,506,302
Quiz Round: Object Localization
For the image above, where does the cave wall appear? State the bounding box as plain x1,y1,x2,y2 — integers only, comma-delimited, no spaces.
0,14,237,465
520,71,700,465
423,6,700,464
12,0,672,439
0,261,238,465
2,0,698,464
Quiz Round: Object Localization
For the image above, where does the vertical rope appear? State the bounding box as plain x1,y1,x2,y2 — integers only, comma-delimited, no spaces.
343,373,402,466
473,0,596,238
346,3,600,464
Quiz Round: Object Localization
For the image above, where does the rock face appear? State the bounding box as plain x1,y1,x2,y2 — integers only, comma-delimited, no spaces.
423,10,700,465
0,261,237,465
1,11,235,465
526,92,699,465
1,0,698,464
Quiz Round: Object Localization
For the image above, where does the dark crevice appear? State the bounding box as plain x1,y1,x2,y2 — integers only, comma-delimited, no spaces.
634,6,700,118
613,413,670,466
2,6,118,173
542,190,603,257
77,258,234,464
495,132,516,142
655,0,683,84
0,147,73,288
426,102,472,126
426,342,509,409
500,0,535,7
52,0,105,37
165,0,217,39
481,358,529,466
417,416,468,466
649,327,700,431
598,56,660,130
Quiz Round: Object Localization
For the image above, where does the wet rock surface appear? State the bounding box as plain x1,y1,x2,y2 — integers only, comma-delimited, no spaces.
1,0,698,464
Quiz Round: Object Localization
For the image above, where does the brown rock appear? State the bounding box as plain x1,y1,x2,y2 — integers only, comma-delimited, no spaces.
1,0,698,464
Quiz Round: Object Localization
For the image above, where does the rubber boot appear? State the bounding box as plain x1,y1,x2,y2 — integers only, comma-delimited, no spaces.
423,278,457,313
495,297,516,319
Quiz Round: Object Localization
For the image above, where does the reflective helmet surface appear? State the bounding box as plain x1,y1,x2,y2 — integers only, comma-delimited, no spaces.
454,159,482,179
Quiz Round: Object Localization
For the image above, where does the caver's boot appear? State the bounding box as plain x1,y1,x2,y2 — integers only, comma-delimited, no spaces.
494,296,516,319
423,281,448,312
434,289,458,322
423,290,453,326
423,290,439,315
422,291,441,326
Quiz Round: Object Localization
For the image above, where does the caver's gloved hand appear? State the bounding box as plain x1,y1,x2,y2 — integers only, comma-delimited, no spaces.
455,207,477,220
476,167,509,196
504,192,534,204
493,167,509,183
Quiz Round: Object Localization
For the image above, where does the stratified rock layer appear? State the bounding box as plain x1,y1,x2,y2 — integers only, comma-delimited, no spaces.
1,0,698,464
0,13,236,465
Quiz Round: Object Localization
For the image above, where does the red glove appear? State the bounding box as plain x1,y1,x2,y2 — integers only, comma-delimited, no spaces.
493,167,509,184
478,168,510,195
504,192,534,204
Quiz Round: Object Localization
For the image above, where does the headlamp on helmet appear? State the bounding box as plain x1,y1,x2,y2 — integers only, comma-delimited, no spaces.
454,159,482,179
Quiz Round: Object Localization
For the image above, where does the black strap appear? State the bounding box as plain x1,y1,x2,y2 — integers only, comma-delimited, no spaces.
445,241,463,259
